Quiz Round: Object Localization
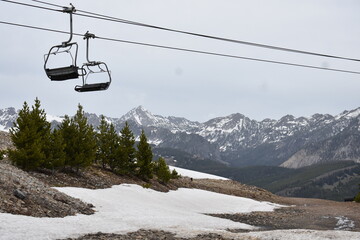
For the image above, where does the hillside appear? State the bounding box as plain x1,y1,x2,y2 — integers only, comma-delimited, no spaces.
154,147,360,201
1,160,360,240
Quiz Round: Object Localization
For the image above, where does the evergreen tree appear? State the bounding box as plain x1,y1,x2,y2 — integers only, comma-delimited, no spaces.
96,115,120,170
58,115,76,167
43,129,66,172
59,105,96,171
118,122,136,174
72,104,96,171
155,157,171,183
97,115,110,169
107,123,120,171
171,169,180,179
136,130,153,180
9,99,50,170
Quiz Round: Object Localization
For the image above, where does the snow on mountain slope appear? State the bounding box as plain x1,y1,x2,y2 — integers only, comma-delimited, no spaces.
0,184,282,239
0,108,17,132
119,106,200,132
169,166,228,180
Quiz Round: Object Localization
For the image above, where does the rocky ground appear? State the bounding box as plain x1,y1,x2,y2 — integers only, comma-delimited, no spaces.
0,131,12,151
0,162,94,217
64,229,258,240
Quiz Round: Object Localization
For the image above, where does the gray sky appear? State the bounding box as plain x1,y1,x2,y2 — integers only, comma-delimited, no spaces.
1,0,360,122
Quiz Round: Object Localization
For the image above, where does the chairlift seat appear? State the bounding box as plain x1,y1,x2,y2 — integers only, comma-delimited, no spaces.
74,82,110,92
45,65,79,81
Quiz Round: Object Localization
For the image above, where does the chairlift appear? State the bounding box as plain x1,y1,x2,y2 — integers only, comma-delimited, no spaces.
44,4,81,81
74,32,112,92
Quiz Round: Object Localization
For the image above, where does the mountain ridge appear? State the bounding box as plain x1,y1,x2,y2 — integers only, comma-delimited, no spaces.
2,105,360,168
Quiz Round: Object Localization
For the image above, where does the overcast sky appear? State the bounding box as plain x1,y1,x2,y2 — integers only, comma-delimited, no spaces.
1,0,360,122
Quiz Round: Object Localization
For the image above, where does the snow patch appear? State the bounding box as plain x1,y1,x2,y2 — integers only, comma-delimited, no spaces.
46,114,63,123
334,216,355,231
169,166,228,180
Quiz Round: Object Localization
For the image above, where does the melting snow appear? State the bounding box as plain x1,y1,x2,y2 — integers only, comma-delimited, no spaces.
169,166,228,180
0,184,282,240
334,216,355,231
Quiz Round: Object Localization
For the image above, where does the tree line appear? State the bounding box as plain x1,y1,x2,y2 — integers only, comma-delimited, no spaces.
7,98,178,183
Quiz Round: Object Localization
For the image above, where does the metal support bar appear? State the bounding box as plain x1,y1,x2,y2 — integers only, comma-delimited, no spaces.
62,4,76,46
84,31,96,63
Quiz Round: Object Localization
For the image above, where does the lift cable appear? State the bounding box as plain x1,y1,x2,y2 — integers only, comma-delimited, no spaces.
2,0,360,63
1,19,360,75
30,0,62,8
1,0,62,12
26,0,360,63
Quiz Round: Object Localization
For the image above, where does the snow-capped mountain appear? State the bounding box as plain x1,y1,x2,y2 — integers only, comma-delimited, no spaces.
119,106,200,132
2,105,360,168
0,108,17,132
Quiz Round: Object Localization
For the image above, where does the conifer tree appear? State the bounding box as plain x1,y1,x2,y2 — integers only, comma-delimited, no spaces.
59,105,96,171
155,157,171,183
171,169,180,179
9,99,50,170
43,129,66,172
72,104,96,171
97,115,110,169
97,115,120,170
136,130,153,180
58,115,76,167
118,122,136,174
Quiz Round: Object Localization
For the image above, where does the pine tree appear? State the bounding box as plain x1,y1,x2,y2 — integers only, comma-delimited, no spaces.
118,122,136,174
43,129,66,172
96,115,120,170
171,169,180,179
136,130,153,180
71,104,97,171
59,105,96,172
155,157,171,183
9,99,50,170
97,115,110,169
58,115,76,167
107,124,120,171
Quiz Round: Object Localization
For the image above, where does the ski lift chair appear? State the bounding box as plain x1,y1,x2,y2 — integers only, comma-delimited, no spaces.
44,43,80,81
74,32,112,92
44,4,81,81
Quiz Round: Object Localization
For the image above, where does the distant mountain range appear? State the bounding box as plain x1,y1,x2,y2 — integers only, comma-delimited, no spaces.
2,105,360,169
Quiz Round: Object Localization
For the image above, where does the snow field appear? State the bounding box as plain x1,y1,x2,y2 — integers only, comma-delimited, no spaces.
0,184,282,240
1,166,359,240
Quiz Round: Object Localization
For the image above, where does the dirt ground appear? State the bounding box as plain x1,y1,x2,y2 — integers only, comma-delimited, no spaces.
212,197,360,232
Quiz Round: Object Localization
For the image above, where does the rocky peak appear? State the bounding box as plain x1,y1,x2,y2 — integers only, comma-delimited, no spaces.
120,106,157,126
0,107,17,116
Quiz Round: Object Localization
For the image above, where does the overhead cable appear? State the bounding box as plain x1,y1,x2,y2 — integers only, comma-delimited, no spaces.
27,0,360,63
3,0,360,63
1,0,61,12
1,20,359,75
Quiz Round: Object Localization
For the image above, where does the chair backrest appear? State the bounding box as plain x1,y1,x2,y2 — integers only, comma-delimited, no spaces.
44,42,80,81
